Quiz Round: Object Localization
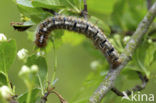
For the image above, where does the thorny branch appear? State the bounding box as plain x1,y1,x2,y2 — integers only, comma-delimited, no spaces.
89,2,156,103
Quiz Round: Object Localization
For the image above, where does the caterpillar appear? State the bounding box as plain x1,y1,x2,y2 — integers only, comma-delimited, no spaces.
35,16,121,68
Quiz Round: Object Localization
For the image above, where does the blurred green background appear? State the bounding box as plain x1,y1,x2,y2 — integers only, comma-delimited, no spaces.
0,0,156,103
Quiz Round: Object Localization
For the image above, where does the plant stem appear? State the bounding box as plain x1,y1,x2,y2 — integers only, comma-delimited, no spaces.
26,88,32,103
51,40,57,86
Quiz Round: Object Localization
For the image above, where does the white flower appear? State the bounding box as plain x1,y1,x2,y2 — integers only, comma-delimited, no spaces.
37,51,45,56
19,65,30,76
123,36,130,43
0,33,7,41
17,48,28,60
90,61,99,70
0,86,13,99
148,39,152,43
31,65,39,72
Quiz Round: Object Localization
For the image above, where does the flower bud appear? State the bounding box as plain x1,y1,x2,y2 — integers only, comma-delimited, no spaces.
36,51,45,56
123,36,130,43
90,61,99,70
31,65,38,73
0,86,13,99
0,33,7,41
17,48,28,60
19,65,30,76
148,39,152,44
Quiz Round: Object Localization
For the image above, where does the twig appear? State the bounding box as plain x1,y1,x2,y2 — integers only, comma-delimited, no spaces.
42,8,58,15
40,92,50,103
52,91,68,103
80,0,88,19
9,95,18,103
40,86,55,103
147,0,152,10
89,2,156,103
111,71,149,96
40,86,68,103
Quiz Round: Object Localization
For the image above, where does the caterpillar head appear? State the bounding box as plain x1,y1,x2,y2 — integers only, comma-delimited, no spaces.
35,33,47,48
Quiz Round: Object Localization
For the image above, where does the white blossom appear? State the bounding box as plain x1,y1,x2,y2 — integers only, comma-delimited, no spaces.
0,33,7,41
36,51,45,56
19,65,30,76
148,39,152,43
90,61,99,70
123,36,130,43
0,86,13,99
17,48,28,60
31,65,39,72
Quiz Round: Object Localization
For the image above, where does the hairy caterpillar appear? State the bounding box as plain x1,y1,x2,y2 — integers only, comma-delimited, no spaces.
35,16,121,68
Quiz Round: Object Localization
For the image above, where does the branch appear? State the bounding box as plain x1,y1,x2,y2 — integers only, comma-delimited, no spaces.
40,86,68,103
40,92,50,103
89,2,156,103
9,95,18,103
80,0,88,19
111,71,149,96
147,0,152,10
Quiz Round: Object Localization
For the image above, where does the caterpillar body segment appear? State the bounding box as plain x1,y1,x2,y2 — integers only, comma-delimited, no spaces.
35,16,121,68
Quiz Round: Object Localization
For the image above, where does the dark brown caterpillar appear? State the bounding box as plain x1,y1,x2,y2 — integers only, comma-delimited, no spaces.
35,16,121,68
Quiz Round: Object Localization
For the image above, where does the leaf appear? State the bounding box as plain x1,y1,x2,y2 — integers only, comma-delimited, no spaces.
18,88,40,103
26,55,48,82
62,31,85,46
16,0,51,23
32,0,64,10
89,16,111,35
60,0,81,11
121,70,138,80
71,64,109,103
26,31,35,41
0,72,7,86
0,40,17,73
111,0,146,31
144,43,156,67
11,21,34,31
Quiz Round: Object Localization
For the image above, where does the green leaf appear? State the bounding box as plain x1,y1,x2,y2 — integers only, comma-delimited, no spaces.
89,16,111,35
32,0,64,10
11,21,35,31
0,72,7,86
62,31,85,46
18,88,40,103
111,0,146,31
0,40,17,73
121,70,138,80
60,0,81,11
26,31,35,41
71,64,108,103
16,0,51,23
26,55,48,82
144,43,156,67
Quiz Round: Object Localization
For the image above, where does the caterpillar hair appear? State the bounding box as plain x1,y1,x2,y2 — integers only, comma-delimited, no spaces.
35,16,121,68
